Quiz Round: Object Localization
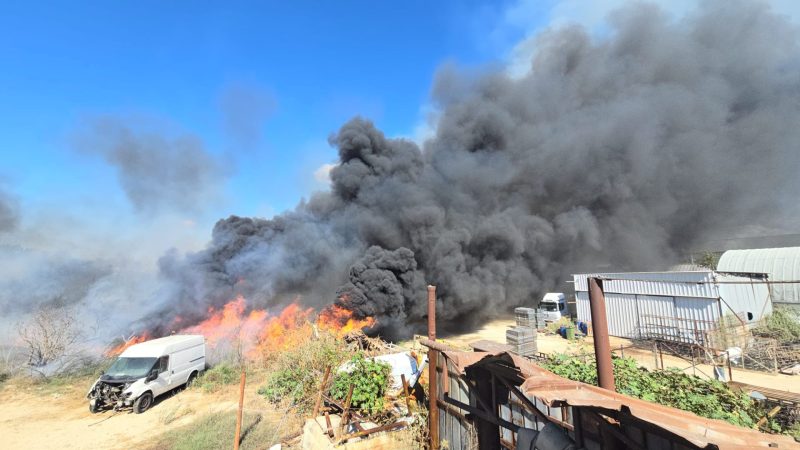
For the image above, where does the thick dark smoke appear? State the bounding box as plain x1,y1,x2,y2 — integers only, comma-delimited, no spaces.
74,117,229,215
154,1,800,338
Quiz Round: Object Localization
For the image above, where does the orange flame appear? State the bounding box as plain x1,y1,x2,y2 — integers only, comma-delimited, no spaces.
181,296,270,350
318,304,376,335
106,296,376,360
105,333,151,356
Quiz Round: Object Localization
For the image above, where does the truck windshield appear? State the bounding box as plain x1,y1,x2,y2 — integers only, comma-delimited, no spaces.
541,303,558,312
104,357,157,379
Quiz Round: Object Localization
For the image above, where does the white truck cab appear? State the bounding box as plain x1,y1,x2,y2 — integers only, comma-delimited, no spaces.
540,292,568,323
88,335,205,414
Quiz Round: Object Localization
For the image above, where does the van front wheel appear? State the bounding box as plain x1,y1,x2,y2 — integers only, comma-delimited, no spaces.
133,392,153,414
186,371,198,388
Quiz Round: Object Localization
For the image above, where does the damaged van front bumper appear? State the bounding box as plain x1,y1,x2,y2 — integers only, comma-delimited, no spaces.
87,380,134,411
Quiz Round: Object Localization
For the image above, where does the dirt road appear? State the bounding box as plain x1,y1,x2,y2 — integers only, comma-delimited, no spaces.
442,317,800,394
0,379,249,450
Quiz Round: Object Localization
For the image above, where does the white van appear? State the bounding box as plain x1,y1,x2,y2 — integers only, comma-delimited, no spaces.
88,335,205,414
539,292,568,323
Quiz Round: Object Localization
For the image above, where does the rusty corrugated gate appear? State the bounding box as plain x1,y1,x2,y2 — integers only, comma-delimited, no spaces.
424,340,798,450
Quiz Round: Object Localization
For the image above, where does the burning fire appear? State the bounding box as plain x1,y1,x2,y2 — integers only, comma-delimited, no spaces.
106,296,376,359
105,333,151,356
318,304,376,335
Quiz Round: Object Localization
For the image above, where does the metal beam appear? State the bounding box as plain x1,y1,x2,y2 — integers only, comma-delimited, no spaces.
589,277,616,391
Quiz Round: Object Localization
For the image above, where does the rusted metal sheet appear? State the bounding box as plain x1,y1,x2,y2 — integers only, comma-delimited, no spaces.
729,381,800,404
419,339,797,450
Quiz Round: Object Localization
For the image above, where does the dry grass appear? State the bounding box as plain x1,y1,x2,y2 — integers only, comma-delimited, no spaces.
144,410,279,450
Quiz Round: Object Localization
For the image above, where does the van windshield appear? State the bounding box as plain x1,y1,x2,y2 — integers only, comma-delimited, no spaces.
541,302,558,312
104,357,157,379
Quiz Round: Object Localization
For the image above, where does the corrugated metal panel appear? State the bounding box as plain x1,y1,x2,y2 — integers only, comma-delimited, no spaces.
576,291,590,323
674,297,718,327
637,294,677,339
718,247,800,304
604,294,640,338
573,271,720,298
673,296,720,341
573,271,773,338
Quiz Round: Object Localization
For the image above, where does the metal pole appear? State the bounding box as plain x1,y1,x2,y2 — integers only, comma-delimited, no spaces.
427,285,439,450
588,277,615,391
233,370,246,450
312,366,331,419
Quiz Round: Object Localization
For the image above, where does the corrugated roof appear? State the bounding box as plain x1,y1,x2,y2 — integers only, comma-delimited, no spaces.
719,247,800,304
437,349,799,449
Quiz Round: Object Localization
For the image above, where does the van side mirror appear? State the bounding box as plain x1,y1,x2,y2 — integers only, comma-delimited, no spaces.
146,370,158,382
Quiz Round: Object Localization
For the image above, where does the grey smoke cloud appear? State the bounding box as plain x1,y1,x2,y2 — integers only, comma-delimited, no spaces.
219,83,275,150
75,117,229,215
0,186,19,233
153,0,800,338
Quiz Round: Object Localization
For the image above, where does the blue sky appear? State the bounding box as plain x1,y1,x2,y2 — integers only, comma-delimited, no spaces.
0,1,555,237
4,0,798,257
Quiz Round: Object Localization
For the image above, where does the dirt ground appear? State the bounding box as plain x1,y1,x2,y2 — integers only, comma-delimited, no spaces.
2,317,797,450
0,377,266,450
441,316,800,394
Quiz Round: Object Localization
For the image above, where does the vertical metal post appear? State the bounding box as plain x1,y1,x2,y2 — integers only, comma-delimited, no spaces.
312,366,331,419
727,354,734,381
653,341,659,369
427,285,439,450
588,277,615,391
338,384,355,437
401,374,412,416
233,370,246,450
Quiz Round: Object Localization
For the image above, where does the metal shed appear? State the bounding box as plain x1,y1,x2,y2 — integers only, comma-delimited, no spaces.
573,271,772,343
719,247,800,306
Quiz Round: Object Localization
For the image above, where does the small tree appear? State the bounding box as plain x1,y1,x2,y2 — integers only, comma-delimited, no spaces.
17,299,84,376
697,251,721,269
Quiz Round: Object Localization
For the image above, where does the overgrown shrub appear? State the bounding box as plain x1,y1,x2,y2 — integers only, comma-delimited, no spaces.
330,354,391,416
258,366,313,405
754,309,800,343
197,363,239,392
258,331,349,410
543,354,764,429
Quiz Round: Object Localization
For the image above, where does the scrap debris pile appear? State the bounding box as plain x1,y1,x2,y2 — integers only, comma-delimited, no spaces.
260,330,429,449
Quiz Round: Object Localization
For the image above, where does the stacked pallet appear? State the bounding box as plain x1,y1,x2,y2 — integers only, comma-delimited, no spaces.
514,307,546,329
506,326,537,357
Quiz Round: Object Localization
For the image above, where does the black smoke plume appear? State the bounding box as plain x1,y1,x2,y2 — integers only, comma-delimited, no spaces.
154,1,800,338
74,117,230,215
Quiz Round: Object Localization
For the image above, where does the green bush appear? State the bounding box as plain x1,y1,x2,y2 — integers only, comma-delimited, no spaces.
542,354,764,429
257,332,349,411
197,363,239,392
258,366,312,405
754,308,800,343
330,354,391,417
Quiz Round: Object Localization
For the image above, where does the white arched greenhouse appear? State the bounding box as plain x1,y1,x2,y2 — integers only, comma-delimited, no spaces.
718,246,800,307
